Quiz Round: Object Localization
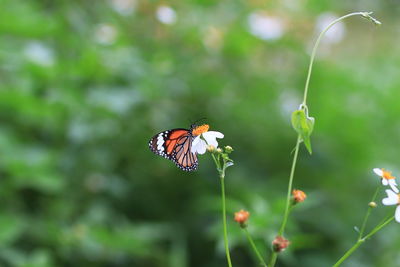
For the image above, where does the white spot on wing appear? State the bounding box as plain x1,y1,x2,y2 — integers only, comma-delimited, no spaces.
157,133,165,151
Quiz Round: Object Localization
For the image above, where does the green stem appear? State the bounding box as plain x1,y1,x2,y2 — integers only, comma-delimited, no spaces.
268,11,380,267
358,186,380,239
333,216,394,267
268,137,301,267
332,240,364,267
363,216,394,240
302,12,380,106
220,175,233,267
211,153,221,171
279,137,301,235
243,228,267,267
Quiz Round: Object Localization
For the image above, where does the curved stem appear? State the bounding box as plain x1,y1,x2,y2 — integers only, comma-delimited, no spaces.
243,228,267,267
358,185,380,239
333,216,394,267
220,175,233,267
302,12,380,105
269,13,380,266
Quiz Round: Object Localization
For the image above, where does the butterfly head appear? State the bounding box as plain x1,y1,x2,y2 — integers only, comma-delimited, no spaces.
191,124,209,136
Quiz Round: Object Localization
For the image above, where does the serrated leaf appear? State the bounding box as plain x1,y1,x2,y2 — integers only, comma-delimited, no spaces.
291,109,315,154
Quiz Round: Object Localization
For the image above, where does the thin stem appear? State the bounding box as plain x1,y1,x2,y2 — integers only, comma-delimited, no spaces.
332,240,364,267
211,153,221,171
363,215,394,240
243,228,267,267
269,11,380,267
302,12,380,105
220,175,233,267
358,185,380,239
268,137,301,267
279,137,301,235
333,216,394,267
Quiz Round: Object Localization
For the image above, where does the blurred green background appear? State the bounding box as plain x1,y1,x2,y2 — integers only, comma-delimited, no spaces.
1,0,400,266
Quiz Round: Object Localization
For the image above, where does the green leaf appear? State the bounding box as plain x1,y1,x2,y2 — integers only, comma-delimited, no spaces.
291,109,315,154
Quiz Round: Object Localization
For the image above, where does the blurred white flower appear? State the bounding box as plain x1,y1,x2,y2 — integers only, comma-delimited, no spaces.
382,189,400,223
191,131,224,155
248,12,284,41
94,23,118,45
156,5,177,25
373,168,399,193
316,12,346,44
110,0,136,16
24,41,54,66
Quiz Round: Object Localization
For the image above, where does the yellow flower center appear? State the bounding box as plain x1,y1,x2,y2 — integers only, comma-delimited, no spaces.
192,124,209,136
382,169,395,180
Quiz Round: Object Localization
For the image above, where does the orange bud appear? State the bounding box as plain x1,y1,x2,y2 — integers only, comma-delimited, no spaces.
272,235,290,252
292,189,307,204
234,210,250,227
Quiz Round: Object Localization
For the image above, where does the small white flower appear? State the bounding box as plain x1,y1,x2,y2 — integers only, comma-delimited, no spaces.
191,131,224,155
382,189,400,223
247,12,284,41
373,168,399,193
156,6,177,25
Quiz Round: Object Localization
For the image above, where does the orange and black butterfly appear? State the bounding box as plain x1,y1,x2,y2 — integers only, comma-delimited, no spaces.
149,124,202,171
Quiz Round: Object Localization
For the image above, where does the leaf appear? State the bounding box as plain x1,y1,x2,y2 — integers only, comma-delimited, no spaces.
291,109,315,154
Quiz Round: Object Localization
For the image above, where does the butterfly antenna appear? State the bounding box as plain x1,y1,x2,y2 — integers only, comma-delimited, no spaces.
192,117,207,126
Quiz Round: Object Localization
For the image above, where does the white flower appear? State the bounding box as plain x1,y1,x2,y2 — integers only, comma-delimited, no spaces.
373,168,399,193
156,6,177,25
382,189,400,223
191,131,224,155
247,12,284,41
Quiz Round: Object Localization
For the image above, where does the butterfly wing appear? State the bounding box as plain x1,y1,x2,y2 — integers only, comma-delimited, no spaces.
149,128,198,171
172,133,198,171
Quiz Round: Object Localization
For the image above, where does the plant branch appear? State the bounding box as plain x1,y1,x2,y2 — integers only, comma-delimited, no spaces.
302,12,381,105
333,216,394,267
243,228,267,267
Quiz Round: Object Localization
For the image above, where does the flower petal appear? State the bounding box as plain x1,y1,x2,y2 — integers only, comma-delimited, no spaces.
202,132,222,148
389,180,399,193
191,138,207,154
192,136,201,147
205,131,224,139
382,189,398,206
373,168,383,177
395,206,400,223
207,137,219,148
382,179,389,186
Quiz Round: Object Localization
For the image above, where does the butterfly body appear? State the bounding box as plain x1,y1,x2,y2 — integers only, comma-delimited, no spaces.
149,126,199,171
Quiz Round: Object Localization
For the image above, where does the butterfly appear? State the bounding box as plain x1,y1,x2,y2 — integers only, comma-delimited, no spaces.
149,124,205,171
